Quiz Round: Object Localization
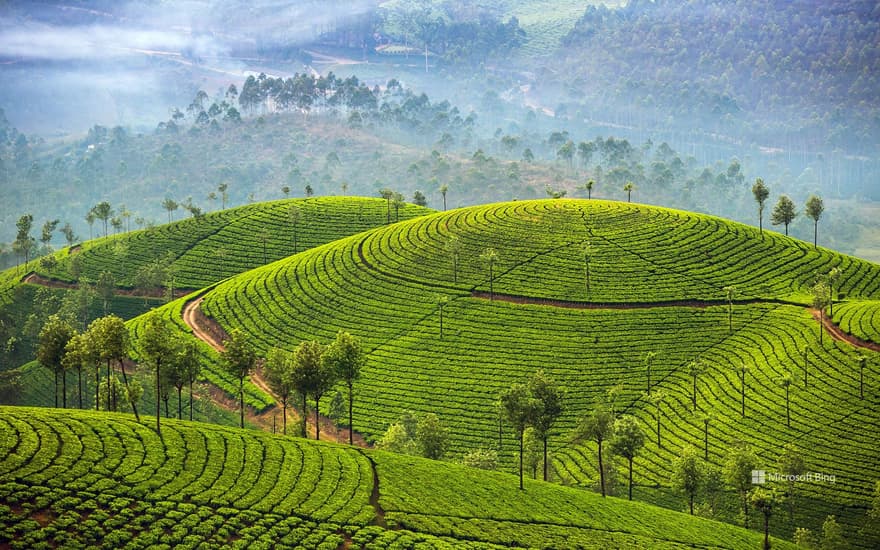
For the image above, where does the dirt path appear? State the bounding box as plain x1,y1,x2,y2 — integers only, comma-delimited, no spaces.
23,272,192,299
471,290,787,310
181,294,369,446
812,309,880,352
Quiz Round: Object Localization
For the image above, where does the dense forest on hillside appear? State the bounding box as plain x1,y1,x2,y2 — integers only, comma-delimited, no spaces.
553,0,880,152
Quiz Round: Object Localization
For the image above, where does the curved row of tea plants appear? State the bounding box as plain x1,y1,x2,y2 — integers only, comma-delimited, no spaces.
832,300,880,345
197,199,879,543
358,200,880,303
0,406,795,549
27,197,432,290
0,406,373,549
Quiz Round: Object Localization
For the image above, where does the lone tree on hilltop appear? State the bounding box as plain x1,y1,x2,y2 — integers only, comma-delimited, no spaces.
92,201,113,237
162,198,178,224
480,248,499,300
265,348,294,435
805,194,824,248
574,404,615,497
752,178,769,234
323,330,365,445
500,383,538,490
672,445,703,515
610,415,645,500
439,184,448,211
528,370,564,482
222,328,257,429
581,179,595,199
37,314,75,409
771,194,797,235
623,182,634,202
218,182,229,209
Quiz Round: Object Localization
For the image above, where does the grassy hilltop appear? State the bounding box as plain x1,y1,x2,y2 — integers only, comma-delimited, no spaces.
0,406,795,549
191,198,880,542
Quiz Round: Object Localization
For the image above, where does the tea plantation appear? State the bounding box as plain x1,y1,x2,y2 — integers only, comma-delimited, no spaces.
0,406,795,549
194,199,880,542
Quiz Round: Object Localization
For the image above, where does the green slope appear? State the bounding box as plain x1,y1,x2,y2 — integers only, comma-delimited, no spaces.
195,199,880,543
27,196,433,291
0,406,795,549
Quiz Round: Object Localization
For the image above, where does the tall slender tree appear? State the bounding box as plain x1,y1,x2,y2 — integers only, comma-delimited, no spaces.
480,248,499,300
439,184,448,211
445,236,463,284
610,415,645,500
686,359,707,411
37,314,75,408
92,202,113,237
265,347,294,435
138,313,177,433
623,182,634,202
528,370,564,482
323,331,365,445
804,195,824,248
724,441,758,527
222,329,257,429
734,363,749,417
751,178,769,234
644,351,657,393
574,405,615,497
672,445,703,515
771,195,797,236
288,204,302,254
500,383,537,490
750,486,778,550
723,285,736,333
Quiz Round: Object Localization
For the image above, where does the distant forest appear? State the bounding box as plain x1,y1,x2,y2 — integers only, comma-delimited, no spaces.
553,0,880,152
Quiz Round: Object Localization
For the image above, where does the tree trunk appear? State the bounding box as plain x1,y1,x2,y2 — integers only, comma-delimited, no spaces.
314,395,321,440
95,365,100,411
156,359,161,434
106,360,111,412
518,427,524,490
189,380,194,421
628,456,633,501
282,400,288,435
656,406,661,446
543,436,549,482
689,493,694,515
763,513,769,550
786,388,790,427
239,378,244,429
348,381,354,445
119,359,139,422
598,439,606,497
814,221,818,248
301,393,308,437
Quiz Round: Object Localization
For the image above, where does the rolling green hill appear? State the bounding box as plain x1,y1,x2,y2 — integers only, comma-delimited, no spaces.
190,198,879,543
0,197,433,370
0,406,796,549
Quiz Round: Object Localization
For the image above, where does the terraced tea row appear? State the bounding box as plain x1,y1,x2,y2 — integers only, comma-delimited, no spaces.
833,301,880,345
0,407,795,549
30,197,432,290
